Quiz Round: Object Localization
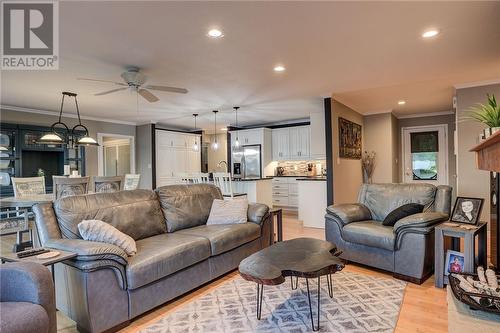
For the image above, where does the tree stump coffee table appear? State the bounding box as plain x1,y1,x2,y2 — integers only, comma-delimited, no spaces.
239,237,344,331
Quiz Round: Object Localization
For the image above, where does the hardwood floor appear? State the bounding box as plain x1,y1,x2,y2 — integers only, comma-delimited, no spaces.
1,211,448,332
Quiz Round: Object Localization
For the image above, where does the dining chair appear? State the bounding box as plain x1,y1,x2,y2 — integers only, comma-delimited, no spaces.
174,173,190,184
124,174,141,190
11,177,46,198
52,176,90,199
213,172,246,199
92,176,124,193
192,173,210,184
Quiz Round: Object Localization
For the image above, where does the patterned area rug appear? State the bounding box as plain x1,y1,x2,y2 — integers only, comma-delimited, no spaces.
140,271,406,333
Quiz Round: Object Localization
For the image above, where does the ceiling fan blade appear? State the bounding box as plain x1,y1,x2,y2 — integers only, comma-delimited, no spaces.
94,87,128,96
77,78,127,86
138,89,159,102
143,85,188,94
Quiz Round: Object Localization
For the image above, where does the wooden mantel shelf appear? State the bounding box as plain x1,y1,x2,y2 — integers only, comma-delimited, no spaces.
470,130,500,172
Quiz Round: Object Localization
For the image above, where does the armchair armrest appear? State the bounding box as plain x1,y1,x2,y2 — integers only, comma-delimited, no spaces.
45,239,128,265
248,203,270,225
393,212,448,234
326,203,372,225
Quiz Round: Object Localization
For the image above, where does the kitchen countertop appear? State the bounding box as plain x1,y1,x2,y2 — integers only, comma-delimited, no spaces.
296,177,326,181
232,177,273,182
271,175,326,180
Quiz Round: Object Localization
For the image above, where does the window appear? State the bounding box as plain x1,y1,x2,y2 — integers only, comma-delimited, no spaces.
410,131,438,180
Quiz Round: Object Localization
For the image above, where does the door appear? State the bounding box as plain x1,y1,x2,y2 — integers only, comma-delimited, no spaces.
402,125,448,185
98,134,135,177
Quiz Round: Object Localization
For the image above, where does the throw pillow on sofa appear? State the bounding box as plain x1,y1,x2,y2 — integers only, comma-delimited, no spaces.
207,199,248,225
382,203,424,227
78,219,137,256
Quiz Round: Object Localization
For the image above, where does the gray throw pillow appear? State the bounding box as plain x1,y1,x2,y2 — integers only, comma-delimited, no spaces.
206,199,248,225
78,219,137,256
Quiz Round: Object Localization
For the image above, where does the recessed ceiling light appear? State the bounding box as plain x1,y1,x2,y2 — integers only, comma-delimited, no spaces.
273,65,286,72
398,100,406,105
207,29,223,38
422,29,439,38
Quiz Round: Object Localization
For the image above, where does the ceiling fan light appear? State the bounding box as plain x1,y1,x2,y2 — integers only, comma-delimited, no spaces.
77,136,99,146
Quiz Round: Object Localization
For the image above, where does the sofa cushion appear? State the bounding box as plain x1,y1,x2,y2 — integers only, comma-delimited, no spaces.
126,233,210,289
342,220,395,251
176,223,261,256
0,302,49,333
54,189,166,241
358,183,436,221
156,184,223,232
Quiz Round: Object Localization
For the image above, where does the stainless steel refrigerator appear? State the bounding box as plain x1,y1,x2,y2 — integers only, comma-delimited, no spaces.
232,144,261,179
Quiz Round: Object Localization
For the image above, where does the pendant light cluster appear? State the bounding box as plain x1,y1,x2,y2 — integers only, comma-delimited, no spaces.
212,110,219,151
38,92,99,147
192,113,199,151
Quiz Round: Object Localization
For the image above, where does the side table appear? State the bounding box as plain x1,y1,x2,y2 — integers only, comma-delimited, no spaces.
434,222,487,288
269,208,283,243
1,249,77,282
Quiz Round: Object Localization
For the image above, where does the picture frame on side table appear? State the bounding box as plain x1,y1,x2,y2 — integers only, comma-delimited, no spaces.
444,250,465,276
450,197,484,225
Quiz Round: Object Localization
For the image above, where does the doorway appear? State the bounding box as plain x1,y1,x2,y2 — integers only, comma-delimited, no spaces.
97,134,135,176
402,125,448,186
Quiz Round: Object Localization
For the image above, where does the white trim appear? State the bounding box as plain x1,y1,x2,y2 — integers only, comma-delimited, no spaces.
454,78,500,90
396,111,455,119
401,124,449,185
97,133,136,176
1,105,137,126
361,109,393,116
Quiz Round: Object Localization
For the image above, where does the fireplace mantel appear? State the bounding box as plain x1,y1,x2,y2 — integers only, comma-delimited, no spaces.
470,130,500,172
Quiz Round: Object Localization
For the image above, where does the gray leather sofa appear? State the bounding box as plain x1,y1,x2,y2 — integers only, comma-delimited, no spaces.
0,262,57,333
325,183,452,284
33,184,271,333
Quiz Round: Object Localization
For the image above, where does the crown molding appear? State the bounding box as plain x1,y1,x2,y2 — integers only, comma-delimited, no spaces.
454,78,500,90
0,105,137,126
396,110,455,119
362,109,393,116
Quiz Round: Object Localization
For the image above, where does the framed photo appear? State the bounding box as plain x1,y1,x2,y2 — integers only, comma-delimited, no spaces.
450,196,484,225
444,250,465,276
338,117,362,159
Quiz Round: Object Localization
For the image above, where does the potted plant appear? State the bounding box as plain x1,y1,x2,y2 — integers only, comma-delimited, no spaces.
467,94,500,139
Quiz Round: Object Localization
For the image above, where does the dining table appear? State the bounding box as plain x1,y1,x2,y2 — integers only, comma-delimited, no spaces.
0,193,55,208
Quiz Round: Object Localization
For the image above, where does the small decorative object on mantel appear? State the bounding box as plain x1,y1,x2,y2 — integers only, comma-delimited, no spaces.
449,267,500,313
361,151,376,183
450,196,484,225
467,94,500,140
338,117,362,159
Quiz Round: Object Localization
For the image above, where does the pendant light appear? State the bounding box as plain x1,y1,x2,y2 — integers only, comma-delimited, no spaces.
192,113,199,151
39,92,99,146
212,110,219,151
233,106,240,148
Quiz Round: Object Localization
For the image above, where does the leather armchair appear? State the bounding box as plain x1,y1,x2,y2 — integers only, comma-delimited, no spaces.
0,262,56,333
325,183,452,284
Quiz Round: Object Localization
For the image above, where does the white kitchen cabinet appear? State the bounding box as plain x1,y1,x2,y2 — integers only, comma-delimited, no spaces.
289,126,310,160
272,128,289,160
272,177,300,208
310,111,326,159
239,129,261,145
155,130,201,185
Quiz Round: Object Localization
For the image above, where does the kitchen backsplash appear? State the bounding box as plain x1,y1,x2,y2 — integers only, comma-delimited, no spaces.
277,160,326,176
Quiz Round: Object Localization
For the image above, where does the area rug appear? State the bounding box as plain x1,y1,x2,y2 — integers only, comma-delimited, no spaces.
139,271,406,333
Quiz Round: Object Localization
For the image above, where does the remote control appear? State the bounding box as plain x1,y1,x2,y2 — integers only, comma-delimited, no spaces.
17,248,50,258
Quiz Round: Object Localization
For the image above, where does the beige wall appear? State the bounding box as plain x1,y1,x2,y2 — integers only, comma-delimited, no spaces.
0,109,136,178
397,113,457,194
456,83,500,222
363,112,399,183
332,99,364,204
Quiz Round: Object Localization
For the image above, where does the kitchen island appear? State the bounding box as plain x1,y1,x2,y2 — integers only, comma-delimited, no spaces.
297,177,327,228
232,178,273,208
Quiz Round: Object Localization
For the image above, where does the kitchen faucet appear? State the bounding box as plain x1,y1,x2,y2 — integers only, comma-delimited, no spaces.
217,160,228,172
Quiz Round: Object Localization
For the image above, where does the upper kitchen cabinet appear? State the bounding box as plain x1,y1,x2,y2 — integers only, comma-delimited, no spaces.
272,128,290,160
289,126,310,160
237,129,261,145
309,111,326,159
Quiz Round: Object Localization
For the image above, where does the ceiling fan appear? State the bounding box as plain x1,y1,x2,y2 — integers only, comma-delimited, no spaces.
77,66,188,103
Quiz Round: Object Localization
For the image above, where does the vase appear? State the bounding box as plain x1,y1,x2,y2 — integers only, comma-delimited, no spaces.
362,169,372,184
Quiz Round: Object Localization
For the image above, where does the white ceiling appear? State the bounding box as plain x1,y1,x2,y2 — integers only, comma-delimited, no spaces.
2,1,500,130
